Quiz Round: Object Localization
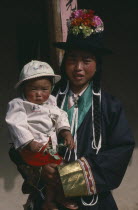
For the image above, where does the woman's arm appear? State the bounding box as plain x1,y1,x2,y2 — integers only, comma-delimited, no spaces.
85,95,135,193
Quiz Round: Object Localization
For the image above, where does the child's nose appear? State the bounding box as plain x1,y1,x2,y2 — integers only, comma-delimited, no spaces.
36,90,42,96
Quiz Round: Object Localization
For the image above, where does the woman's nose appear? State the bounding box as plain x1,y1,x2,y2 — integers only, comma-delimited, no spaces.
75,61,83,71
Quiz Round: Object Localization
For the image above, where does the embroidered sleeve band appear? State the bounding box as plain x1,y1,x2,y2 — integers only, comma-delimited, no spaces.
78,157,97,195
57,157,96,197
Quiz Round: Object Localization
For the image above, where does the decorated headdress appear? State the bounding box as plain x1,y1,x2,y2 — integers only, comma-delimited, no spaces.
55,9,112,55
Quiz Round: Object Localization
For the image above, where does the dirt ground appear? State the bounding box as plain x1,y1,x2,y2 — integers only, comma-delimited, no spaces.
113,148,138,210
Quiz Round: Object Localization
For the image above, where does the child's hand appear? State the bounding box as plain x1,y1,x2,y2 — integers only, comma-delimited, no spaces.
25,140,44,152
64,137,75,150
60,130,75,150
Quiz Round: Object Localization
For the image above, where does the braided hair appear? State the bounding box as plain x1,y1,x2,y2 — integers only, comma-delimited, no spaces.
92,56,102,153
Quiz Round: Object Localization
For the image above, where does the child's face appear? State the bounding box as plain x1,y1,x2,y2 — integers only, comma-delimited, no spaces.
24,78,52,104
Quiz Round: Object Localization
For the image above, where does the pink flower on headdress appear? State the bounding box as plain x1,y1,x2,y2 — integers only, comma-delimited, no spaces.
70,9,84,19
92,16,103,27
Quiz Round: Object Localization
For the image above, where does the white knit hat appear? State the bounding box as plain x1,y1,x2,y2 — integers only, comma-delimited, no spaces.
15,60,61,88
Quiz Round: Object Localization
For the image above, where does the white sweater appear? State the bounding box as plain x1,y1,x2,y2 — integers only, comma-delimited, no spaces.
5,95,70,149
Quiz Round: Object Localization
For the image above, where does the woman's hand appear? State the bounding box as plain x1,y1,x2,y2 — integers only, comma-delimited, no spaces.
42,163,58,184
25,140,44,152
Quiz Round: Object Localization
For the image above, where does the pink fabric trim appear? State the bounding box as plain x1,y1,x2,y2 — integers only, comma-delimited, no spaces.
78,157,97,195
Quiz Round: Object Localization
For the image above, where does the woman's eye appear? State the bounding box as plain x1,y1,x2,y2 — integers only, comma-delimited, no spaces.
67,57,76,62
83,59,91,63
84,59,94,64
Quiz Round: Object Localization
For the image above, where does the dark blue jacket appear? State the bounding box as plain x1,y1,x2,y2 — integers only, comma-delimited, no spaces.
55,91,135,210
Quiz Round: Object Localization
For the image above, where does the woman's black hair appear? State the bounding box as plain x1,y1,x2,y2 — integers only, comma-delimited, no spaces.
92,56,102,149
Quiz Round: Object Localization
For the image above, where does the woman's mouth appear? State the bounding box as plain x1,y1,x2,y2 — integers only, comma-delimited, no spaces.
73,74,84,80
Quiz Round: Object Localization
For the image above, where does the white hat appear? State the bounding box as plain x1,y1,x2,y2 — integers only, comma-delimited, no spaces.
15,60,61,88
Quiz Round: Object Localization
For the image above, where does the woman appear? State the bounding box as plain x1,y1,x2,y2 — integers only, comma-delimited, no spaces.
44,9,135,210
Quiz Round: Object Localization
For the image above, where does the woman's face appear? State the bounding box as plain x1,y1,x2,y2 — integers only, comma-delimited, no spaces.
65,49,96,93
24,78,52,104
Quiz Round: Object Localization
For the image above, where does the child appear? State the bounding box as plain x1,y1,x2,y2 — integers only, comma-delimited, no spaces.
5,60,78,210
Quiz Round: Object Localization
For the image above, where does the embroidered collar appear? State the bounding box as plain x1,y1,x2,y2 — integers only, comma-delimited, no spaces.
69,84,89,97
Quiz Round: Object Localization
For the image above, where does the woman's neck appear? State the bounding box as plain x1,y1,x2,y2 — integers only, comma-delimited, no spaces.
70,83,89,95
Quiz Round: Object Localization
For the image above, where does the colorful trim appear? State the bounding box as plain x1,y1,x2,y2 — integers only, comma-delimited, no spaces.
78,157,97,195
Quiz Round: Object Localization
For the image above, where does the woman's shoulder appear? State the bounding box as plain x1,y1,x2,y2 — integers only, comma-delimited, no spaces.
101,91,123,113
